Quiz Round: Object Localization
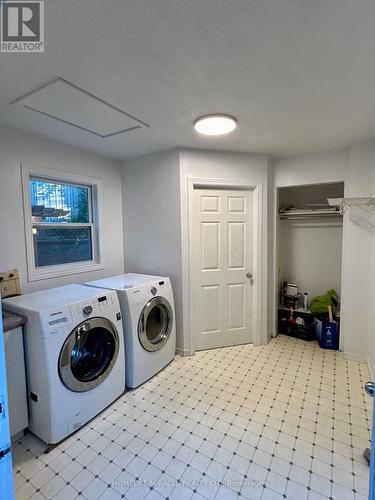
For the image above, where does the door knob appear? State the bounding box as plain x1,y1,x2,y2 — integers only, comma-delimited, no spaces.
246,272,253,279
365,381,374,397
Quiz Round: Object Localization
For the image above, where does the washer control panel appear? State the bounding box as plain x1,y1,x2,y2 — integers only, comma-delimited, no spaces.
40,291,120,337
71,292,118,323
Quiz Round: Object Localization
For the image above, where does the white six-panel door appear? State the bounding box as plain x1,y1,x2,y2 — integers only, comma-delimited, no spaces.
193,188,254,350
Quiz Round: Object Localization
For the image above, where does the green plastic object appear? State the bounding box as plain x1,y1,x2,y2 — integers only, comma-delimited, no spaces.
310,289,338,314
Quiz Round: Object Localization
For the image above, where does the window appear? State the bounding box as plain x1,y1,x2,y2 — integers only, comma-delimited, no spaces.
22,165,103,280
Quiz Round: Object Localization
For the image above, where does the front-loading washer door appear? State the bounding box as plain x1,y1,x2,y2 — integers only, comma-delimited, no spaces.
59,317,119,392
138,296,173,352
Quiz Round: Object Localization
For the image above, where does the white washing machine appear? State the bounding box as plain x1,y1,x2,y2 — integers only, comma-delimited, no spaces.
3,284,125,445
86,274,176,388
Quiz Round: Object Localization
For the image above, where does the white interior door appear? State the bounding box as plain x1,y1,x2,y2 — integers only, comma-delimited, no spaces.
193,188,254,350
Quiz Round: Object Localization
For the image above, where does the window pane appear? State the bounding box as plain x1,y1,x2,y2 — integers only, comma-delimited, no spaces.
30,178,90,223
33,227,93,267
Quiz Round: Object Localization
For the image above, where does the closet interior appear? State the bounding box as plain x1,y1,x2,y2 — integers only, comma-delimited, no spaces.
276,182,345,344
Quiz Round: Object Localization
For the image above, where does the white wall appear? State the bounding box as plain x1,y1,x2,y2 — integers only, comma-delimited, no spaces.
179,148,271,352
121,150,184,348
273,144,375,374
343,141,375,374
122,148,271,353
0,127,124,293
274,149,349,187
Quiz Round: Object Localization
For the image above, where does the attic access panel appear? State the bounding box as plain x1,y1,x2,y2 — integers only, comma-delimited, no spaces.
11,78,149,138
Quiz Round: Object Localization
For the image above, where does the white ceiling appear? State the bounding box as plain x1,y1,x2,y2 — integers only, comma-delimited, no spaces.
12,78,149,137
1,0,375,159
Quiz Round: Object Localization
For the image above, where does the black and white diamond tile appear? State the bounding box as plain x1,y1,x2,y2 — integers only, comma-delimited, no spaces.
13,336,371,499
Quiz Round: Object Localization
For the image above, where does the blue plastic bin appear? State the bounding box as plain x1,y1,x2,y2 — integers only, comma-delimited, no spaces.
315,317,339,350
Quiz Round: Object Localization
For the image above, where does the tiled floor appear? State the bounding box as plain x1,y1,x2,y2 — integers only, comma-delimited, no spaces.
13,336,371,500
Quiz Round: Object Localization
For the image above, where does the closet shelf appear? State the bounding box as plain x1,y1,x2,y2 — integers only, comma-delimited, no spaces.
279,205,342,220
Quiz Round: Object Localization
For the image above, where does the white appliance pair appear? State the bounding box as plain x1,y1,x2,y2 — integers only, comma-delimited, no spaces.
3,274,176,445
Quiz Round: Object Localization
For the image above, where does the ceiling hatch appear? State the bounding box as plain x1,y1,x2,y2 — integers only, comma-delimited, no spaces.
11,78,149,138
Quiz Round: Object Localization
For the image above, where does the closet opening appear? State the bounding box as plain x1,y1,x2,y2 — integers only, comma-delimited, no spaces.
275,182,345,349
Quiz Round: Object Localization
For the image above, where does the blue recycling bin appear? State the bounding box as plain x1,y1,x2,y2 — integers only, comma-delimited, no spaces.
315,317,340,350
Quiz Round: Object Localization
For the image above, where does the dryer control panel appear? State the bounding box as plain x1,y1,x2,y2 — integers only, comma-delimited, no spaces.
146,279,170,298
127,278,171,308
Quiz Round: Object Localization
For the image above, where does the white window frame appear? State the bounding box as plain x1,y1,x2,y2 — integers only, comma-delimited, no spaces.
21,164,105,281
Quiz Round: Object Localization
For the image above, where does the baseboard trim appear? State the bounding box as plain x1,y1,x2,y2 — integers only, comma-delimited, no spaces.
344,352,367,363
367,357,373,381
343,352,373,379
176,347,191,357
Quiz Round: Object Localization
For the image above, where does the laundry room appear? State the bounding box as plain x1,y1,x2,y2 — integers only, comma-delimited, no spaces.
1,3,375,500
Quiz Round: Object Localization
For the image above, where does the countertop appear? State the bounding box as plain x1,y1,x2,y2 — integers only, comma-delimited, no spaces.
2,309,27,332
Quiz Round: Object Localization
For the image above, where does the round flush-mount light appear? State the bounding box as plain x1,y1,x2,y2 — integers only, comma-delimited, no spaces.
194,114,237,136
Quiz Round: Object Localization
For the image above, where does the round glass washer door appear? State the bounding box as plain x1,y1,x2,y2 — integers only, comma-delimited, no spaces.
59,317,119,392
138,296,173,352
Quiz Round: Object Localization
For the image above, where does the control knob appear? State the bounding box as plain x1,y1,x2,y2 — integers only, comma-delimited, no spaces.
82,305,93,315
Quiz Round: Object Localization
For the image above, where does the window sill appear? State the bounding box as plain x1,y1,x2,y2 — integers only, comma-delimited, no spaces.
27,262,105,282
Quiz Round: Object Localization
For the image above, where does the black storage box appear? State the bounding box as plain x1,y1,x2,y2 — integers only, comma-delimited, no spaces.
278,308,316,341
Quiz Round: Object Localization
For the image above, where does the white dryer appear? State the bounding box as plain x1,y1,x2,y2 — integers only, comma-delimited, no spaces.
3,284,125,445
86,274,176,388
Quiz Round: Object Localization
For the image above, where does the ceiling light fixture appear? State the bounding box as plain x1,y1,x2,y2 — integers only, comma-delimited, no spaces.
194,114,237,136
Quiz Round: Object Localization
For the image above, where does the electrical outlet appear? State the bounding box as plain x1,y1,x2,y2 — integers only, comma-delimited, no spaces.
0,269,21,298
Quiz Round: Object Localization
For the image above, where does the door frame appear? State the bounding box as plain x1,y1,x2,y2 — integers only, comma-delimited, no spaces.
182,177,264,355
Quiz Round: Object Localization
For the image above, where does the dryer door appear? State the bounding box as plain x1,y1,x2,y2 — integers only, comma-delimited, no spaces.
59,317,119,392
138,296,173,352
